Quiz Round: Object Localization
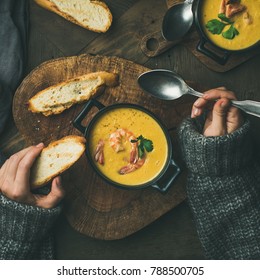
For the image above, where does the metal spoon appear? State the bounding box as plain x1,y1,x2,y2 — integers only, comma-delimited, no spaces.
138,69,260,118
162,0,194,41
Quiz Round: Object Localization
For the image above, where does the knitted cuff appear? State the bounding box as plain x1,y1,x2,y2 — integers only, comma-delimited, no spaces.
178,118,252,176
0,194,62,243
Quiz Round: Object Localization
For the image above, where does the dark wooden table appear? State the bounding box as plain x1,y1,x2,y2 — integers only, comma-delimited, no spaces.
1,0,260,260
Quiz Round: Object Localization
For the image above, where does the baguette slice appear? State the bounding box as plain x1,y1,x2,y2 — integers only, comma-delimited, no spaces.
34,0,112,33
31,135,86,188
28,71,119,116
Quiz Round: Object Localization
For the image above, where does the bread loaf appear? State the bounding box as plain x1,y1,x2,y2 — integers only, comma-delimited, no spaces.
31,135,86,188
28,71,119,116
34,0,112,33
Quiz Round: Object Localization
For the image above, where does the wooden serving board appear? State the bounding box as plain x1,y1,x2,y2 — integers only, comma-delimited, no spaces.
13,54,197,240
141,0,260,72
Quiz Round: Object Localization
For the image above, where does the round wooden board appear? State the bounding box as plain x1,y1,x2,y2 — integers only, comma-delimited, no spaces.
13,54,195,240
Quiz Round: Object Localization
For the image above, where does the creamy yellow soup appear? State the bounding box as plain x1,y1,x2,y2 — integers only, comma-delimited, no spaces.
201,0,260,50
88,107,169,186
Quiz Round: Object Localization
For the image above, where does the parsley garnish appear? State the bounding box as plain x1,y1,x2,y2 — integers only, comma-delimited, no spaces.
218,13,233,24
222,24,239,40
131,135,154,158
205,19,227,34
205,13,239,40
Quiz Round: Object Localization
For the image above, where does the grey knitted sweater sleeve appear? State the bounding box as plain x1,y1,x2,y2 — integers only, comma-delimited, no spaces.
0,194,62,259
178,118,260,260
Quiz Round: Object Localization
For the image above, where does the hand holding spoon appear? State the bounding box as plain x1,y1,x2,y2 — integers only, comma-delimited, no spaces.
138,69,260,118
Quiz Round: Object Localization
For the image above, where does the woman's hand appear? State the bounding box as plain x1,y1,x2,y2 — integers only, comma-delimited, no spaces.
0,143,65,209
191,87,244,137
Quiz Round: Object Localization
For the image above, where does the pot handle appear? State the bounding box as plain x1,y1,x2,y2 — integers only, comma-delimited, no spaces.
197,37,231,65
73,99,105,134
151,158,181,193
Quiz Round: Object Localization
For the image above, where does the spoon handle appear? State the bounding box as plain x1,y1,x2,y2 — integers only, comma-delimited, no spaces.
187,88,203,98
231,100,260,118
188,87,260,118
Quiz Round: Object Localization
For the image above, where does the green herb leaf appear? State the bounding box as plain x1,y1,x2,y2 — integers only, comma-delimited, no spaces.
218,13,233,24
131,135,154,158
136,135,144,141
222,24,239,40
142,139,153,152
205,19,227,34
138,145,145,158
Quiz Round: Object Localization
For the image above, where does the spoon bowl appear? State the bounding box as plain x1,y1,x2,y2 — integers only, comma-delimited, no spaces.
138,69,201,100
162,0,194,41
138,69,260,118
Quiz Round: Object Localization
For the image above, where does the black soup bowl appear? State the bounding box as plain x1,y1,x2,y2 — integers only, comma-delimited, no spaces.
73,99,181,193
193,0,260,65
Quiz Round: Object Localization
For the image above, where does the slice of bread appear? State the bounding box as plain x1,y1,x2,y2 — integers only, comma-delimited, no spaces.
31,135,86,188
34,0,113,33
28,71,119,116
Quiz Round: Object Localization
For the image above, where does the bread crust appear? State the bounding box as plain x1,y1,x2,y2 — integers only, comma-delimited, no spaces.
28,71,119,116
34,0,112,33
31,135,86,188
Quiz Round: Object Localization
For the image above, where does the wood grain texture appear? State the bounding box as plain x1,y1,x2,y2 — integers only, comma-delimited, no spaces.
30,0,139,56
13,54,196,240
166,0,181,7
80,0,167,65
54,202,205,260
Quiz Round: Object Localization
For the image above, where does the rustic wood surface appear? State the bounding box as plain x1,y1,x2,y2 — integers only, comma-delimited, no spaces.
1,0,260,259
140,0,260,72
13,54,196,240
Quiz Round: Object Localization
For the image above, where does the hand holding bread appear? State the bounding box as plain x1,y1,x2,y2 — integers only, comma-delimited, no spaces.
0,143,65,208
34,0,113,33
